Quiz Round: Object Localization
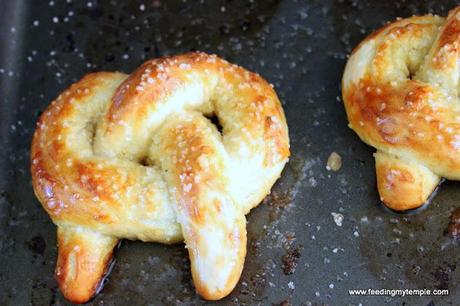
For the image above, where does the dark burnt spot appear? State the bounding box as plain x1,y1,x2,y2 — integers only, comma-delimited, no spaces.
0,190,13,204
26,235,46,256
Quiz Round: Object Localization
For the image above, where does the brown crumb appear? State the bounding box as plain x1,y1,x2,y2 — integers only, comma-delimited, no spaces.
266,188,295,221
446,207,460,239
281,246,302,275
326,152,342,171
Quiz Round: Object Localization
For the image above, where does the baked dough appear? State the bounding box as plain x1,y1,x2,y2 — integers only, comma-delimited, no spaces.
342,7,460,211
31,52,290,303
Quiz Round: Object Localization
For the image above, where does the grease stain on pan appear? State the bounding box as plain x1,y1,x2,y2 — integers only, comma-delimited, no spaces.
358,182,460,304
236,154,315,304
93,153,308,306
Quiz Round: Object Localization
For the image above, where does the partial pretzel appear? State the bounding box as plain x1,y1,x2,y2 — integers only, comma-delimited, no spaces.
342,7,460,211
31,52,290,303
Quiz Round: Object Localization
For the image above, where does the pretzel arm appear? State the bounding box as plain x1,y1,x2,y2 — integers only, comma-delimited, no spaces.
149,113,246,299
374,151,440,211
55,225,118,304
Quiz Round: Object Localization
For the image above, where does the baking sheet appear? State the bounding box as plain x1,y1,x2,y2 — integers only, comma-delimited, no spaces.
0,0,459,305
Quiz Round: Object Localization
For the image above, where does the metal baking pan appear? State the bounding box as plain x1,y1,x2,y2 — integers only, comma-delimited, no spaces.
1,0,459,305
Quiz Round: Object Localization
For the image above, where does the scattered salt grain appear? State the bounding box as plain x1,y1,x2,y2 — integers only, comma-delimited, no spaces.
331,212,344,227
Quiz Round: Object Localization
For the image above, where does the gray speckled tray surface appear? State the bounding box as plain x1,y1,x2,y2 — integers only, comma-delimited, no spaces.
0,0,459,305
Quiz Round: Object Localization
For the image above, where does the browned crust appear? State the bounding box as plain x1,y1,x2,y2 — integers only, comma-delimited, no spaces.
342,6,460,210
438,7,460,49
153,116,247,299
55,228,118,304
30,51,290,302
344,77,460,173
376,160,424,211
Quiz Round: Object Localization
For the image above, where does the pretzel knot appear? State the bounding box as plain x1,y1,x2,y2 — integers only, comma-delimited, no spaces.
342,7,460,211
31,52,290,303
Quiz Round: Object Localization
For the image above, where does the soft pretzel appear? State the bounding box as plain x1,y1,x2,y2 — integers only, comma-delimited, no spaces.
342,7,460,211
31,52,290,303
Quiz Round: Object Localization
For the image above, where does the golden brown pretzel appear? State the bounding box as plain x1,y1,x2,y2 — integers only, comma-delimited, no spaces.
31,52,290,303
342,7,460,211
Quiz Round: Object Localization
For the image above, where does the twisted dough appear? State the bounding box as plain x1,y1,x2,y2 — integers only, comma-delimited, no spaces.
31,52,290,303
342,7,460,211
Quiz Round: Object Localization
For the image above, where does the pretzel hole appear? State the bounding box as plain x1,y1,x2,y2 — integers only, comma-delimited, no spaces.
406,53,422,81
139,156,155,167
86,121,97,147
204,113,223,135
408,70,414,80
